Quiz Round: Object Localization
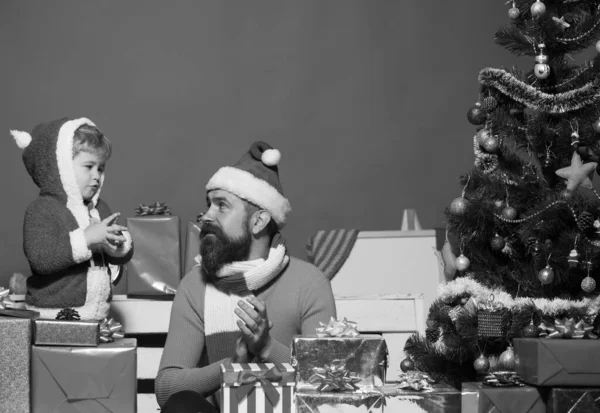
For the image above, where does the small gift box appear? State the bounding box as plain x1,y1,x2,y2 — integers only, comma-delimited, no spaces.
32,338,137,412
34,316,124,346
126,202,180,296
461,381,545,413
220,362,295,413
0,290,39,413
295,389,384,413
292,318,388,390
514,336,600,386
547,387,600,413
380,382,461,413
477,294,510,337
183,221,202,276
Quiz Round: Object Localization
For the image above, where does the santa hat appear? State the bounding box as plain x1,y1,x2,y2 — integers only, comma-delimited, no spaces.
206,141,291,228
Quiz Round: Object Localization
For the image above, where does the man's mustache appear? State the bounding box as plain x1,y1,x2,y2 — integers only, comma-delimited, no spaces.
200,223,222,237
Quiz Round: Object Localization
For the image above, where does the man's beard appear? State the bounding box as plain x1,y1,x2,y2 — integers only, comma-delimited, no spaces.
199,221,252,278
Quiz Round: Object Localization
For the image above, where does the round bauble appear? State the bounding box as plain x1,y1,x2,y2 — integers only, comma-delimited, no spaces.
501,206,517,220
508,7,520,19
530,0,546,17
534,63,551,79
493,199,506,211
482,136,500,153
499,346,516,370
582,276,597,293
467,105,487,125
490,235,506,251
476,128,492,146
523,324,538,338
592,119,600,134
559,189,574,202
450,197,469,216
596,40,600,54
400,358,415,372
474,354,490,374
481,96,498,112
538,265,555,285
455,254,471,271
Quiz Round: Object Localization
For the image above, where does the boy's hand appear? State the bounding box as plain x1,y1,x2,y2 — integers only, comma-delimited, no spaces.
84,213,128,250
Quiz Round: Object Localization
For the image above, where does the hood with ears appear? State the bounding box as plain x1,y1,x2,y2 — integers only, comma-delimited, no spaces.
11,117,104,230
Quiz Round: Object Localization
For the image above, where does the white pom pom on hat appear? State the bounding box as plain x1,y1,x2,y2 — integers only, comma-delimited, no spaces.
261,148,281,166
10,130,32,149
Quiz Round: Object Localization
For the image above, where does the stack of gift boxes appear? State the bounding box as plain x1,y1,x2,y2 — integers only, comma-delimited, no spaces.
0,288,137,413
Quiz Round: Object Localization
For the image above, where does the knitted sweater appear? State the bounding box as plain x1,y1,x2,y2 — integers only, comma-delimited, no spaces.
155,256,336,408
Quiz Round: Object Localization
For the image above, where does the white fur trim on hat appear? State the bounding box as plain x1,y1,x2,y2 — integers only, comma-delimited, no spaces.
206,166,291,228
10,130,32,149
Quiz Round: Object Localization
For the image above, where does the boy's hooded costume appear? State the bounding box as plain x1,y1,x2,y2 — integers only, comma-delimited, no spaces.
11,117,133,320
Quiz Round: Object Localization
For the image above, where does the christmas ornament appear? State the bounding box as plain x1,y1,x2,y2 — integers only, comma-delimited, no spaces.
552,16,570,29
523,323,538,338
555,152,597,191
482,96,498,112
498,346,516,370
525,238,541,257
534,63,551,79
490,234,506,251
455,254,470,271
596,40,600,54
594,219,600,233
508,6,520,19
482,136,500,153
467,104,487,125
568,249,580,268
593,118,600,133
450,197,469,215
426,327,440,343
581,276,596,292
400,358,415,372
538,265,554,284
578,211,594,232
477,295,510,337
501,206,517,220
473,354,490,374
530,0,546,18
559,189,574,201
476,128,492,146
535,52,549,65
493,199,506,211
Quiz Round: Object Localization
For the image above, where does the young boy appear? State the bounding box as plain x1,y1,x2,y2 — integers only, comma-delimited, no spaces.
11,117,133,320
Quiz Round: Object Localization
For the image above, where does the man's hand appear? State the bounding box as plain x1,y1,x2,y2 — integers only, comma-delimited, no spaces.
232,334,251,363
235,296,273,357
84,213,128,250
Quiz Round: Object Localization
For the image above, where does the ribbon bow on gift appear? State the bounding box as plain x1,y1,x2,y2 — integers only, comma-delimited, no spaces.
316,317,359,338
538,317,598,339
477,294,505,312
309,362,361,392
483,371,524,387
236,366,283,406
135,202,172,216
397,371,435,391
0,287,16,310
99,318,125,343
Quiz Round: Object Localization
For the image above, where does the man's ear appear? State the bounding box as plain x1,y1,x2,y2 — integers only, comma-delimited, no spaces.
250,210,273,235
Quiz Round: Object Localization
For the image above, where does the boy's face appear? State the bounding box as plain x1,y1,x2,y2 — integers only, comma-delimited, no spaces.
73,151,105,202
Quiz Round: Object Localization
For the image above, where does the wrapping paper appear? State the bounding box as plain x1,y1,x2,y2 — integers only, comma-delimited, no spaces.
183,221,202,275
295,389,384,413
292,335,387,390
0,314,36,413
32,338,137,413
461,382,545,413
380,384,460,413
126,215,180,296
34,318,100,346
513,338,600,386
547,387,600,413
221,362,295,413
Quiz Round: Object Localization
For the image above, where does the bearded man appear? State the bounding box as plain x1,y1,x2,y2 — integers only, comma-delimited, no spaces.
155,142,336,412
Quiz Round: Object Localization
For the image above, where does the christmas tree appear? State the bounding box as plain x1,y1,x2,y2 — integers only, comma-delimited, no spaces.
404,0,600,385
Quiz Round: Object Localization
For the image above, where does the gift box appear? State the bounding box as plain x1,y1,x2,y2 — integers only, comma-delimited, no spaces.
32,338,137,412
220,362,295,413
126,204,180,296
547,387,600,413
292,335,387,390
295,389,384,413
461,382,545,413
183,221,202,276
379,383,460,413
0,309,38,413
514,338,600,386
34,318,99,346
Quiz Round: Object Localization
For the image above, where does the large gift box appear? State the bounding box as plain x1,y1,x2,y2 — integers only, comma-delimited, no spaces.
183,221,202,276
126,202,181,296
295,389,384,413
380,383,460,413
0,307,38,413
514,338,600,386
547,387,600,413
32,337,137,412
461,382,546,413
221,362,295,413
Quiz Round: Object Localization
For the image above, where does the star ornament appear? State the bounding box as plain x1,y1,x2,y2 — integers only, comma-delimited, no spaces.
555,152,597,192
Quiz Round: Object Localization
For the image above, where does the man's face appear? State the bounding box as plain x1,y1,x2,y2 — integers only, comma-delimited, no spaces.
200,190,252,276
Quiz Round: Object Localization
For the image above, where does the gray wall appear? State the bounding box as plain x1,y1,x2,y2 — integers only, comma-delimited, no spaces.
0,1,522,286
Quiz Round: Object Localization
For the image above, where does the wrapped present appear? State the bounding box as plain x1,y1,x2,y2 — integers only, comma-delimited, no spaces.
295,389,384,413
514,338,600,386
477,294,510,337
220,362,295,413
292,318,387,390
547,387,600,413
0,307,38,413
461,381,545,413
183,221,202,275
126,203,180,296
34,317,124,346
379,383,460,413
537,317,598,339
32,338,137,412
